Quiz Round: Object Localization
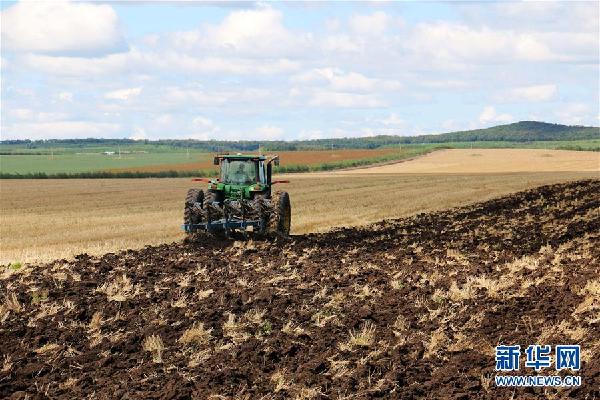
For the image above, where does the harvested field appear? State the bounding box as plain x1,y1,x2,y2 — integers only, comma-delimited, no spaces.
340,149,600,174
1,171,597,264
1,180,598,398
109,149,401,173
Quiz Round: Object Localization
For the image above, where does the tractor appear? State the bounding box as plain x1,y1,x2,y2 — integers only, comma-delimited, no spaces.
183,154,291,237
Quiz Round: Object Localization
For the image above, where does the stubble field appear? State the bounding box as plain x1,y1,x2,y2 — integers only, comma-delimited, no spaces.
340,149,600,174
1,171,597,265
1,179,598,398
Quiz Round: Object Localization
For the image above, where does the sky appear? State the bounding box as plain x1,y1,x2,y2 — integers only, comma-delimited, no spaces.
0,0,598,141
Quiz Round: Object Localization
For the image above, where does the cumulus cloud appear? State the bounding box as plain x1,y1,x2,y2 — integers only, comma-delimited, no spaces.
210,7,288,52
555,103,592,125
349,11,390,36
7,108,69,122
160,85,272,109
22,48,299,77
189,116,220,139
168,6,308,58
105,87,142,101
2,121,122,140
293,68,402,93
152,53,299,75
404,22,589,65
22,51,133,76
473,2,599,33
379,113,405,127
253,125,284,140
498,84,557,102
479,106,513,125
8,108,34,120
321,34,363,53
57,92,73,102
309,91,385,108
1,1,127,56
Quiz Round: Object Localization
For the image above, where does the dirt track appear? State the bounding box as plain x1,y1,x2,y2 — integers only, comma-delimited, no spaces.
1,180,599,399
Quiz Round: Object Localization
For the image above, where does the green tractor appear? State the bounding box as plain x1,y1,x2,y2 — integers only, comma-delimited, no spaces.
183,154,291,237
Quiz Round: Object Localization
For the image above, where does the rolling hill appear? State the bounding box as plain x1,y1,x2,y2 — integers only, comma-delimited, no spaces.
1,121,598,153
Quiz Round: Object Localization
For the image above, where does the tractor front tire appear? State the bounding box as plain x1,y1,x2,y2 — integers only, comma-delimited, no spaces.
268,191,291,236
184,189,204,233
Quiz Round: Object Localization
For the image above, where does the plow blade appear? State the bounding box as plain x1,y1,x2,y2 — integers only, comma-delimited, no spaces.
182,218,265,234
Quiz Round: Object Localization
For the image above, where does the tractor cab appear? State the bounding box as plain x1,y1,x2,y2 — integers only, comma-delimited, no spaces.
215,154,279,185
210,154,280,200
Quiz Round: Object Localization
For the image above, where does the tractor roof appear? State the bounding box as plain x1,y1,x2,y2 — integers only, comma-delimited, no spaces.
217,153,268,160
213,153,279,165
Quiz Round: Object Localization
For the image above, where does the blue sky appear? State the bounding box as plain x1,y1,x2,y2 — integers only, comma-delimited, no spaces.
1,1,598,140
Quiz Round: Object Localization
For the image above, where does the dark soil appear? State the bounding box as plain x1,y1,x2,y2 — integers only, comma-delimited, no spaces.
1,179,599,399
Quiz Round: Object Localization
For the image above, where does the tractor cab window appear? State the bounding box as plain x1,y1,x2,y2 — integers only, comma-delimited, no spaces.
221,160,257,184
258,161,266,184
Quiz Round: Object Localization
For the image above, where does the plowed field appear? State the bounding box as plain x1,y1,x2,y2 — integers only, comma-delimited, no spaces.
1,180,598,399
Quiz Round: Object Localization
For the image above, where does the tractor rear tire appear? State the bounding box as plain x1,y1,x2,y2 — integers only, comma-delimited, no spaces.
268,191,291,236
184,189,204,233
203,191,219,221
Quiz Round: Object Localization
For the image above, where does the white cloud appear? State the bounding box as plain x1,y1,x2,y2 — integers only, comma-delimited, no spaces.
253,125,284,140
155,114,174,126
349,12,390,36
487,2,598,33
160,86,271,108
555,103,591,125
309,91,385,108
2,121,121,140
325,17,341,32
298,129,325,140
22,51,132,76
290,68,400,108
1,1,126,56
406,22,559,64
322,34,362,53
23,47,299,77
7,108,69,122
379,113,405,127
57,92,73,102
154,53,299,75
189,116,220,139
167,6,308,58
211,7,287,50
479,106,514,125
292,68,402,94
8,108,34,120
105,87,143,101
499,84,557,102
130,126,147,141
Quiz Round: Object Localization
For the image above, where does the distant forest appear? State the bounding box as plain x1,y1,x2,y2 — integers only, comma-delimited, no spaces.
2,121,598,152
